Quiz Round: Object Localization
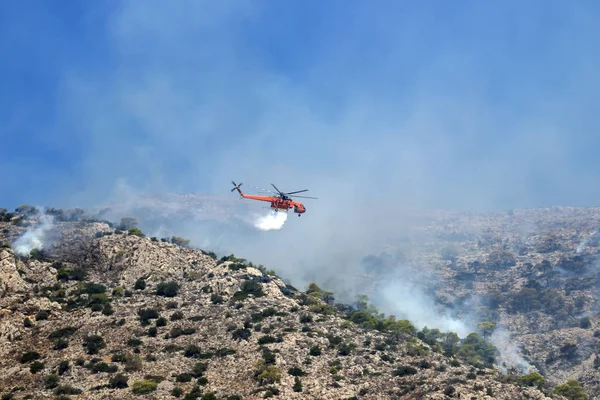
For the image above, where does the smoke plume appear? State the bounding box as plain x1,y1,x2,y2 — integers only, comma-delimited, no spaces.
253,209,288,231
490,327,533,374
13,214,54,256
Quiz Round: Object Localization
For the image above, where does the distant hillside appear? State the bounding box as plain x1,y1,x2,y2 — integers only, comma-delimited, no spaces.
0,205,581,400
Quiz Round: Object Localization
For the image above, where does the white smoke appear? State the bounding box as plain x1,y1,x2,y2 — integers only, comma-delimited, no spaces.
13,214,55,256
489,326,533,374
253,209,288,231
375,280,472,338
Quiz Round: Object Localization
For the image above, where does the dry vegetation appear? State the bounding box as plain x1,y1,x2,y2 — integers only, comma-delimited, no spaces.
0,205,595,399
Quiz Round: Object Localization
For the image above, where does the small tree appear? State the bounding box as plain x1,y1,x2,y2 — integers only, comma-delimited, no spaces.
517,372,545,388
580,317,591,329
552,379,588,400
118,217,138,230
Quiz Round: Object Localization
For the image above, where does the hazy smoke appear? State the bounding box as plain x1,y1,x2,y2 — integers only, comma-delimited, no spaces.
253,209,288,231
490,327,533,374
13,214,54,256
375,280,472,338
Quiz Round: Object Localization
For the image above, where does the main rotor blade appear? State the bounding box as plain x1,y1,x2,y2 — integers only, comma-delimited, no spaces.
249,184,277,194
271,183,283,194
286,189,308,195
290,195,318,199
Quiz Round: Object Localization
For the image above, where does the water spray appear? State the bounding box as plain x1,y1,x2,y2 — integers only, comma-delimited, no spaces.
253,209,288,231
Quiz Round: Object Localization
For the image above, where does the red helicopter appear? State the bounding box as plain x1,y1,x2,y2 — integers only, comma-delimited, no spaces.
231,181,317,216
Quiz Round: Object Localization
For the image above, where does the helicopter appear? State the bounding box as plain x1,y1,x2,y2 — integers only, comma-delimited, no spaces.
231,181,317,216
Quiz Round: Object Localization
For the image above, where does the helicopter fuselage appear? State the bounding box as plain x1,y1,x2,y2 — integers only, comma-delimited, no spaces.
231,181,312,217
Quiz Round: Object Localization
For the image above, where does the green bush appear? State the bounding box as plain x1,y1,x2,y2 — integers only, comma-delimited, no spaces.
109,373,128,388
20,351,40,363
134,278,146,290
293,376,303,392
156,281,180,297
53,385,82,395
44,374,59,389
517,372,545,388
83,335,106,355
131,380,157,394
552,379,588,400
30,361,44,373
580,317,591,329
128,227,144,237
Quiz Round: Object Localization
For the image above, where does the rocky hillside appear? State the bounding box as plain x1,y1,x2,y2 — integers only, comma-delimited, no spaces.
0,206,581,400
358,207,600,399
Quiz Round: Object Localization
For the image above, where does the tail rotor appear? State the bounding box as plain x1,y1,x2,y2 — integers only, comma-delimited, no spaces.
231,181,243,192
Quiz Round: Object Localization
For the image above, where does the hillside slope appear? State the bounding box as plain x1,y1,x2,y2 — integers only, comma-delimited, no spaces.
0,207,571,400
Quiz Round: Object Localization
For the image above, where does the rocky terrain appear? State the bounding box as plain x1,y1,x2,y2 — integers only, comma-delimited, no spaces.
356,206,600,399
0,204,595,399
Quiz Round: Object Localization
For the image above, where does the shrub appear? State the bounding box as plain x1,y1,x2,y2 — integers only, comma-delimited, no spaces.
517,372,545,388
131,380,157,394
232,280,265,301
580,317,591,329
53,385,82,395
170,311,184,321
393,366,417,376
166,301,178,309
552,379,588,400
156,281,180,297
109,373,129,388
83,282,106,294
293,376,303,392
44,374,59,389
254,362,282,386
138,308,159,324
170,236,190,247
175,373,193,382
91,362,118,373
49,326,78,340
30,361,44,373
288,366,306,376
211,293,224,304
232,328,251,341
83,335,106,355
57,361,70,375
134,279,146,290
128,227,144,237
258,336,277,345
20,351,40,363
35,310,50,320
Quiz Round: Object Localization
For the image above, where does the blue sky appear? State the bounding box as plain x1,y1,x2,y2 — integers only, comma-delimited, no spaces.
1,0,600,212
